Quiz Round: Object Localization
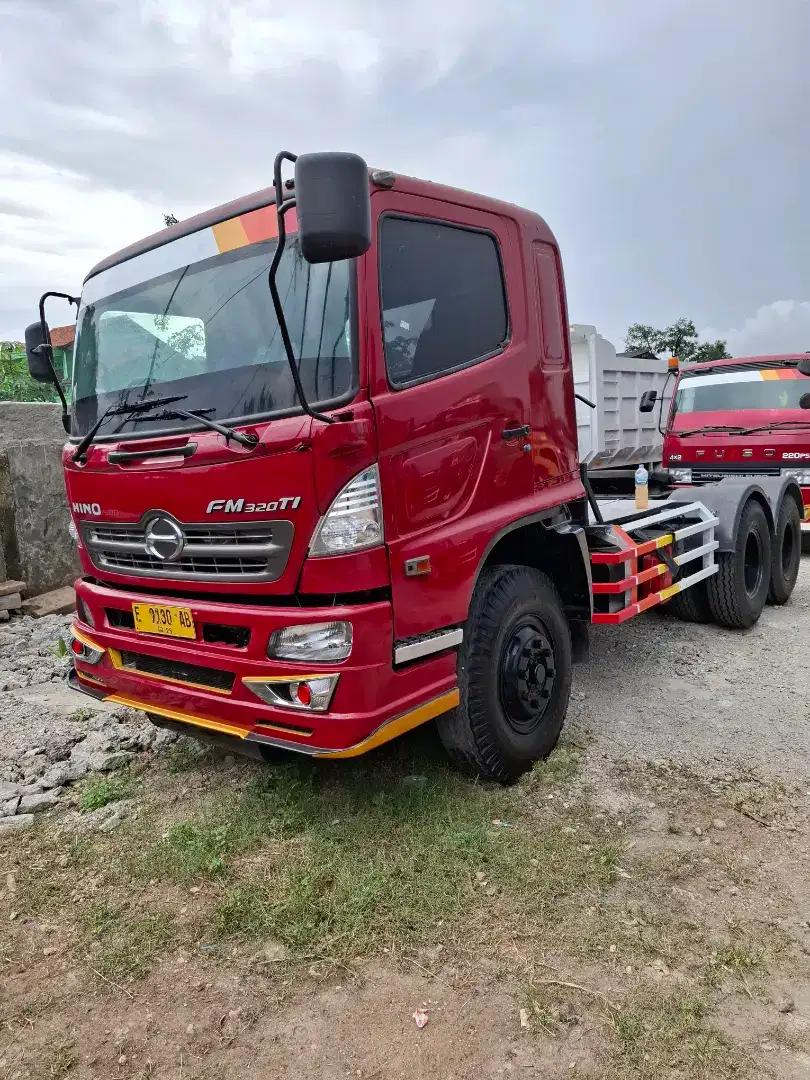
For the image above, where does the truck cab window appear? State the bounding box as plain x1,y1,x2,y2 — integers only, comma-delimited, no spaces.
380,217,507,386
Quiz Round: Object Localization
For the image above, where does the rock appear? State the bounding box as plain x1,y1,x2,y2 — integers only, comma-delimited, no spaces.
19,783,44,797
777,997,796,1014
0,579,26,598
90,751,135,773
0,782,20,802
693,827,703,836
21,587,76,619
63,760,90,783
0,814,35,834
19,791,60,814
1,798,21,817
98,812,124,833
712,818,727,830
39,766,69,791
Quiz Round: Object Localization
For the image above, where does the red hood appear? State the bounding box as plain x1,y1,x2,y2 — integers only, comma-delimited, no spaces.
65,403,377,595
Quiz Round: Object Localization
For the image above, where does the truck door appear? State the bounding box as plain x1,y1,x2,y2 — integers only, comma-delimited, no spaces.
528,241,580,490
367,192,533,642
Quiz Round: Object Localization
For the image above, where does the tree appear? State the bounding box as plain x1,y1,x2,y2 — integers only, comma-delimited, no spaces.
624,318,731,363
163,213,179,227
0,341,61,402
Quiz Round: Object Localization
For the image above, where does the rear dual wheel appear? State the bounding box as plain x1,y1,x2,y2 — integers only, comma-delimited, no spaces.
438,565,572,783
706,500,771,629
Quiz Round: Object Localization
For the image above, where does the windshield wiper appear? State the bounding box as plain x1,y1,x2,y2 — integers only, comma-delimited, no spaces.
72,395,189,463
140,408,259,449
742,420,810,435
674,425,748,438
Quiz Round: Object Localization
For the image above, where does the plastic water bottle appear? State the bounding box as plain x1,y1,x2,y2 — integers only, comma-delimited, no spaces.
635,463,649,511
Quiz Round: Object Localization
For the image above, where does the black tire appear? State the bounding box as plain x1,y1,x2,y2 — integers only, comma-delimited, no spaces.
665,581,713,623
768,497,802,605
707,500,771,629
437,565,572,783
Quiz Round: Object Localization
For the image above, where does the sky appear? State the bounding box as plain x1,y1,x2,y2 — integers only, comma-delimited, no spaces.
1,0,809,355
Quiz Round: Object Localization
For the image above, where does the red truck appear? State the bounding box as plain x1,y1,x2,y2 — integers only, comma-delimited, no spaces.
25,151,806,781
660,355,810,552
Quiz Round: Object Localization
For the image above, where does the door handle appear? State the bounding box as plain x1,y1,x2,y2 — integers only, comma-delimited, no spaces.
502,425,531,441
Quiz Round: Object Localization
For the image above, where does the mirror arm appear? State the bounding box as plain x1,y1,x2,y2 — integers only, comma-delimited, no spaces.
268,150,336,426
37,290,76,422
657,369,673,436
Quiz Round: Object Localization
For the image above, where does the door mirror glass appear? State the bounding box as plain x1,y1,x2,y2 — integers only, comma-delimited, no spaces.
294,152,372,264
24,321,56,383
796,358,810,377
639,389,658,413
799,392,810,410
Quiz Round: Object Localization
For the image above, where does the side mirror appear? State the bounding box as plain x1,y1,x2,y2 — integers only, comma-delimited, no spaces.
294,152,372,264
639,389,658,413
24,321,56,383
797,359,810,377
800,393,810,410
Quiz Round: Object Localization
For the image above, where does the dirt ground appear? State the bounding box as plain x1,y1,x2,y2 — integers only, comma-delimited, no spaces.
2,564,810,1079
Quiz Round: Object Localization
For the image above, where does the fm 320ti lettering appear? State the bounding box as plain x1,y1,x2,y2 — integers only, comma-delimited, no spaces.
206,497,302,514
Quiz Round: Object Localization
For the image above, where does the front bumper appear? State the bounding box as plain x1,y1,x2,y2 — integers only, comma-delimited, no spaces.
71,579,458,758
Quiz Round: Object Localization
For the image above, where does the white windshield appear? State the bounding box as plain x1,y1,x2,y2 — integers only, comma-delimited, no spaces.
72,228,354,438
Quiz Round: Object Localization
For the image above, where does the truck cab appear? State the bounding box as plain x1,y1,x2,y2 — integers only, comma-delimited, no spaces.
663,355,810,537
26,152,801,782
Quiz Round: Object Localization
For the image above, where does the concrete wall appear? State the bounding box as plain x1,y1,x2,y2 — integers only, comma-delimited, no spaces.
0,403,79,596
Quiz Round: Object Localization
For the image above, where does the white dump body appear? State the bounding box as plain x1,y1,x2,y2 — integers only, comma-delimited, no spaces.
571,323,672,471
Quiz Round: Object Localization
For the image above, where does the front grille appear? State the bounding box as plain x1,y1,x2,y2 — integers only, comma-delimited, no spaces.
82,515,294,583
118,650,235,692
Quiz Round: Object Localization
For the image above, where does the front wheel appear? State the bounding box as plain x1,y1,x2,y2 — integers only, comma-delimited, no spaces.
437,565,572,783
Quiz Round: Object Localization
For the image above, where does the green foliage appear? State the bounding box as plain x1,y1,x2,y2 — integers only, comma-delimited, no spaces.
624,319,731,364
163,213,179,226
0,340,61,402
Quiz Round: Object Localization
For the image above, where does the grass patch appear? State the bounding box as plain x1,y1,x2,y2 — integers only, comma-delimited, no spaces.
80,773,133,811
67,707,95,724
163,738,218,773
48,1044,77,1077
81,903,174,982
607,989,747,1079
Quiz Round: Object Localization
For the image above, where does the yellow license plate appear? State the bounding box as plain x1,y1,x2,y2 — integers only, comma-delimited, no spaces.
132,603,196,639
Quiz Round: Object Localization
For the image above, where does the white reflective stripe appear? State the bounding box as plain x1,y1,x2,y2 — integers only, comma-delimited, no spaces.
678,369,766,388
394,629,463,665
82,228,220,305
673,540,719,566
672,515,720,541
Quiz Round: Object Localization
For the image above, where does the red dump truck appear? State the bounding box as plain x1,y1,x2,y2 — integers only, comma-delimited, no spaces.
26,151,806,781
660,354,810,551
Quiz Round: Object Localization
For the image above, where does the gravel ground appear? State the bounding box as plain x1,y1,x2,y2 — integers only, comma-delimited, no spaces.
575,559,810,781
0,561,808,825
0,614,174,830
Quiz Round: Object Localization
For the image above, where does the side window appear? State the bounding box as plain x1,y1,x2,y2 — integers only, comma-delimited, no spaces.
380,216,508,386
534,242,566,367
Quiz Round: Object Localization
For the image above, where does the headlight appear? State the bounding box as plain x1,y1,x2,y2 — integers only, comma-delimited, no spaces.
781,468,810,485
310,465,383,556
670,467,692,483
268,621,352,663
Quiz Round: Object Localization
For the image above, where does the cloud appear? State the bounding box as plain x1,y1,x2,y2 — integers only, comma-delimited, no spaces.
1,0,809,343
703,301,810,358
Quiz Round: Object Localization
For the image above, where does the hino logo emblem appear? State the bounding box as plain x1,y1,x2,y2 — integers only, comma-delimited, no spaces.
144,515,185,562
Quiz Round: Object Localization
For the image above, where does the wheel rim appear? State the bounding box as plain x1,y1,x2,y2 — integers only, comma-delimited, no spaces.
498,616,556,735
781,520,796,578
743,529,762,596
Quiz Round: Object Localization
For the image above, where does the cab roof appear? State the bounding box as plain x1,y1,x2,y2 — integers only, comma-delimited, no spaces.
681,353,809,373
84,171,558,284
